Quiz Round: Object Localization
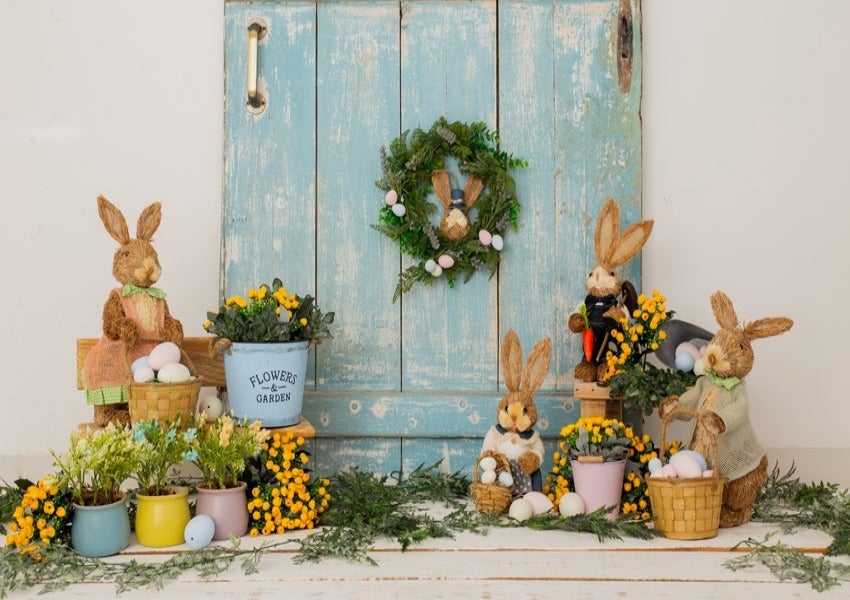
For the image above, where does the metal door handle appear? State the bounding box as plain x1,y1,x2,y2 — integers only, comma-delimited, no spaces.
247,21,266,112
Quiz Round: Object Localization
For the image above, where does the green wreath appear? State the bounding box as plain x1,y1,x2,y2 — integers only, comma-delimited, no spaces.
373,117,528,301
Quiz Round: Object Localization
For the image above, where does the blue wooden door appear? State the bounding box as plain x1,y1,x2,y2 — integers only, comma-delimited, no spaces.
223,0,643,477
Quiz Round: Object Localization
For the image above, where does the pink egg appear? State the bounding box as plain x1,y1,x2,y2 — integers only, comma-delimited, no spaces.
523,491,554,515
478,229,493,245
438,254,455,269
676,341,701,361
702,469,714,478
385,190,398,206
658,464,678,478
670,453,702,478
148,342,181,371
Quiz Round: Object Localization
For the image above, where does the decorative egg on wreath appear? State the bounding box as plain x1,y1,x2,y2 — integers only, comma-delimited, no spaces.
372,117,528,301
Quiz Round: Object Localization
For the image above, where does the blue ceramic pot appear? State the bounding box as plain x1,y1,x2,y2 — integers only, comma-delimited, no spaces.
71,494,131,557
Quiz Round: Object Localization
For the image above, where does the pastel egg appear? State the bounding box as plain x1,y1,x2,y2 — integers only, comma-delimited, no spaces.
647,457,663,474
675,352,695,372
149,342,181,371
524,491,554,515
478,229,493,246
130,356,150,372
478,456,497,471
491,234,504,251
693,358,706,376
656,464,678,478
385,190,398,206
391,203,406,217
558,492,585,517
424,259,437,273
157,362,192,383
669,452,702,478
480,469,497,485
197,395,223,421
431,265,443,277
676,341,702,361
437,254,455,269
133,365,156,383
184,515,215,550
675,449,708,471
702,469,714,478
498,471,514,487
508,498,533,522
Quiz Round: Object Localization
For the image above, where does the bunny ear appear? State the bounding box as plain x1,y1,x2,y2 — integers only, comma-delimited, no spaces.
594,198,621,266
608,219,654,268
501,329,523,392
431,170,453,209
463,175,484,208
710,291,740,330
97,195,130,244
136,202,162,241
743,317,793,340
521,337,552,394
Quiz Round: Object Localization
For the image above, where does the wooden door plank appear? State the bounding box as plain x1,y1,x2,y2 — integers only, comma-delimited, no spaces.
311,437,402,477
399,0,499,391
315,1,401,390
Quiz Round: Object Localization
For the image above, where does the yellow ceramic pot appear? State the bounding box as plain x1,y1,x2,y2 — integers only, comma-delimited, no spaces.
135,486,191,547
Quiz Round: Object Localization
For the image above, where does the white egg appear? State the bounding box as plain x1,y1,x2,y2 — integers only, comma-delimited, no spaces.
478,456,497,471
491,234,504,251
424,259,437,273
391,203,406,217
431,265,443,277
148,342,181,371
647,457,663,474
184,515,215,550
133,365,155,383
508,498,533,522
498,471,514,487
693,358,706,376
524,492,554,515
558,492,585,517
157,362,192,383
197,395,223,421
480,470,497,485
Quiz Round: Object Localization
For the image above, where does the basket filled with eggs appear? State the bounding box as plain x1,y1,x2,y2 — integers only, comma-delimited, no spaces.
645,406,725,540
470,451,514,515
127,341,201,425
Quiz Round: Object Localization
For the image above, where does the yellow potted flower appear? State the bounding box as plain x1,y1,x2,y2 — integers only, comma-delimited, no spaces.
4,476,72,560
204,277,334,427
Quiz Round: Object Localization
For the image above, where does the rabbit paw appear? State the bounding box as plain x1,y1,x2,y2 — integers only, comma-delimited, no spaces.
698,410,726,435
659,395,680,419
517,452,541,476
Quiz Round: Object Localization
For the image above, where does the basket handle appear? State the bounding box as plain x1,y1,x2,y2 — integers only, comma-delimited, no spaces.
659,403,720,473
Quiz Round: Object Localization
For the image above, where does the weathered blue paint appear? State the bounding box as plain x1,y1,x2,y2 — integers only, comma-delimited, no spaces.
223,0,643,477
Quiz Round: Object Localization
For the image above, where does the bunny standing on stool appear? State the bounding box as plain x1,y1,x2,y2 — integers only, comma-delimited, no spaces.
82,196,184,426
660,291,792,527
480,330,552,496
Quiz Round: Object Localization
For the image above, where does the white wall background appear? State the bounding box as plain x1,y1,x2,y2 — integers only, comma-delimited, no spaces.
1,1,848,487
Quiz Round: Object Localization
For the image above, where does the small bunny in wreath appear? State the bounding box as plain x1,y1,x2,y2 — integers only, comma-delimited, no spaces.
431,169,484,241
480,329,552,496
82,196,184,426
568,198,653,382
660,290,792,527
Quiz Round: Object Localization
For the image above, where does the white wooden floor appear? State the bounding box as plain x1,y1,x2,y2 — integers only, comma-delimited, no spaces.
9,519,848,599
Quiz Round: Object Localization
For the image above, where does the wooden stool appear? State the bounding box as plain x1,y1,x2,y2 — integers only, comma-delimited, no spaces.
574,381,623,421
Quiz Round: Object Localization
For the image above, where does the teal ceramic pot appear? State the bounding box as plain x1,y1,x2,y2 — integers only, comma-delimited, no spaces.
71,494,131,557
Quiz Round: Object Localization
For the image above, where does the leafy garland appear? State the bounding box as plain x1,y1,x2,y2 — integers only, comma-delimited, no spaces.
373,117,527,301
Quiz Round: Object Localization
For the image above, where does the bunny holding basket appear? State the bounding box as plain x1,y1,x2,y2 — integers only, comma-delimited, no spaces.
660,291,792,527
480,329,552,496
82,196,185,426
568,198,653,382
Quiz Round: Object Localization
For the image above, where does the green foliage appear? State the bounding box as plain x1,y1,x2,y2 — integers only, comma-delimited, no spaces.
131,418,197,496
373,116,527,301
605,362,697,416
191,416,268,490
521,508,659,542
204,277,334,344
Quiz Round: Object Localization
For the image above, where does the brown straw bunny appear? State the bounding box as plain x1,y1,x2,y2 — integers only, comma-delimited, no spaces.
660,291,793,527
431,169,484,241
568,198,653,382
480,329,552,496
82,196,184,426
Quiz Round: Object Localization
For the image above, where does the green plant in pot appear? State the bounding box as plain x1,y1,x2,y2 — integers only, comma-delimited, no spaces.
601,289,696,415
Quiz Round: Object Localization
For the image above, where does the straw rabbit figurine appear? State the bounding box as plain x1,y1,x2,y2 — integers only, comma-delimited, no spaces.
568,198,653,382
431,169,484,241
660,291,792,527
480,329,552,496
82,196,184,426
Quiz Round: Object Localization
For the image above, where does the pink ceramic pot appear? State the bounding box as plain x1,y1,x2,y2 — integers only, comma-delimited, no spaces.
570,459,627,519
195,481,249,540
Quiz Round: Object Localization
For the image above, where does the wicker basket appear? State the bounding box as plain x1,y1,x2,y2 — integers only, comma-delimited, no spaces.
470,452,514,515
646,406,725,540
127,347,201,424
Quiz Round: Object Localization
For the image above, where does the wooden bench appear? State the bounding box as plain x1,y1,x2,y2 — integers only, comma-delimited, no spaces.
75,337,314,437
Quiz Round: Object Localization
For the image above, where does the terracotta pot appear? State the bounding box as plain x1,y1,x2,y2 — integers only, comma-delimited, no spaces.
195,481,249,540
135,486,191,547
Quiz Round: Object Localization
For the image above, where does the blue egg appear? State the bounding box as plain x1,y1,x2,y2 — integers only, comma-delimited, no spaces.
184,515,215,550
130,355,150,373
674,352,695,372
647,457,663,474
